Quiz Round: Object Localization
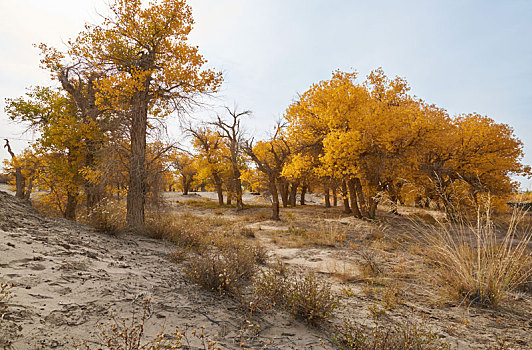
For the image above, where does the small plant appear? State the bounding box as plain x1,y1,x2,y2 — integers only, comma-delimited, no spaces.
356,248,383,279
86,198,126,234
0,282,16,347
0,282,12,317
250,264,338,325
76,298,220,349
334,318,451,350
185,244,259,295
419,206,532,307
250,262,290,313
288,272,338,325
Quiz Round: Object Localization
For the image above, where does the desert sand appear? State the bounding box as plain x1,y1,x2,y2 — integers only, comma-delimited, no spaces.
1,187,531,349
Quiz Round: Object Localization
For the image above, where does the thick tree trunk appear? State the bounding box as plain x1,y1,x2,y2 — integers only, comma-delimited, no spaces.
182,177,189,195
347,178,362,219
288,181,299,207
64,192,78,220
324,185,331,208
126,95,148,232
341,180,351,214
332,186,337,207
269,177,280,220
300,185,307,205
14,168,25,199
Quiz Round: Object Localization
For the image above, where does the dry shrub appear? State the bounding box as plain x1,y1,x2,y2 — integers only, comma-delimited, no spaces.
334,318,451,350
288,272,338,324
0,282,16,347
0,282,11,316
249,262,290,313
355,248,383,280
184,239,263,295
419,207,532,307
251,265,338,325
76,298,219,349
86,198,126,234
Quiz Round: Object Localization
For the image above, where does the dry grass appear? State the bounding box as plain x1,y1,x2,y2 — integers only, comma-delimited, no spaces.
275,220,347,248
250,264,338,325
418,207,532,307
325,259,358,283
334,318,451,350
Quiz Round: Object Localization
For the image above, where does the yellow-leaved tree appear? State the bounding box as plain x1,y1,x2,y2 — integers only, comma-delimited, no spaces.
40,0,222,231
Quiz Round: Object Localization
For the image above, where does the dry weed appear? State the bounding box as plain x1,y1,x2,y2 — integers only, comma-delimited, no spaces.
334,318,451,350
76,298,220,349
418,207,532,306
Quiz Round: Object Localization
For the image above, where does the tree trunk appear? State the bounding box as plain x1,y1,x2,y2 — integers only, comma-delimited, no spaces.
126,95,148,232
354,177,368,217
279,179,289,208
213,175,224,205
269,176,280,220
230,160,244,210
182,176,190,195
347,178,362,219
324,185,331,208
300,185,307,205
64,192,77,220
23,176,34,201
14,168,25,199
332,186,337,207
368,197,378,219
341,180,351,214
288,181,299,207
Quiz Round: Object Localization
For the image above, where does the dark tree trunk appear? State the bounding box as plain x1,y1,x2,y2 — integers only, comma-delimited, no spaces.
341,180,351,213
279,179,289,208
347,178,362,219
288,181,299,207
368,197,378,219
332,186,337,207
269,177,280,220
214,175,224,205
324,185,331,208
300,185,307,205
354,177,368,217
14,168,25,199
126,95,148,231
64,192,78,220
182,177,189,195
23,176,34,201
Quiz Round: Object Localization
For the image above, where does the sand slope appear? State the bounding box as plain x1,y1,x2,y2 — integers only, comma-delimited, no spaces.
0,191,329,349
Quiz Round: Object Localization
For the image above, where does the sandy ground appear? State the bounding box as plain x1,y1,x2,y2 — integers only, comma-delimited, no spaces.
0,190,329,349
1,187,531,349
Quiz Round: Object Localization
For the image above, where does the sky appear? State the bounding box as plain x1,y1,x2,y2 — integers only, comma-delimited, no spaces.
1,0,531,187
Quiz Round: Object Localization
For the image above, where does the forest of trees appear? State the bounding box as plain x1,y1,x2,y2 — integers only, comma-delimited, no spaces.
3,0,530,229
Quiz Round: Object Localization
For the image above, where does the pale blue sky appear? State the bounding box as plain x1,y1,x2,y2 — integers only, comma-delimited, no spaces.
1,0,531,187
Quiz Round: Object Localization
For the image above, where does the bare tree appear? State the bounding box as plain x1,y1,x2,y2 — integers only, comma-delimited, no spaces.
211,107,250,210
